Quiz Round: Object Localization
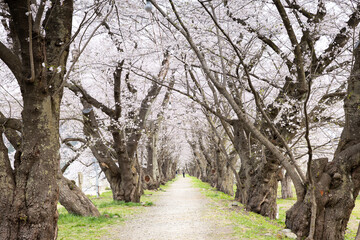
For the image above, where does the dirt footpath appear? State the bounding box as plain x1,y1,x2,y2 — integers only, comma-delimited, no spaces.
106,177,234,240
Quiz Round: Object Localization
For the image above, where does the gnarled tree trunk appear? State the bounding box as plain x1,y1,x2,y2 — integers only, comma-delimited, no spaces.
82,99,142,202
286,158,360,239
198,138,218,187
243,160,279,219
116,146,142,202
233,121,279,219
236,151,279,219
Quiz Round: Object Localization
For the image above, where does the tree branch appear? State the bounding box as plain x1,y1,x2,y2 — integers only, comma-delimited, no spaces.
61,140,89,173
113,60,124,120
0,41,22,81
0,114,22,132
67,83,115,118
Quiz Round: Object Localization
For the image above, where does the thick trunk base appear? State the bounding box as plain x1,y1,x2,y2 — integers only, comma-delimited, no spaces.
117,160,142,202
286,158,360,239
238,161,279,219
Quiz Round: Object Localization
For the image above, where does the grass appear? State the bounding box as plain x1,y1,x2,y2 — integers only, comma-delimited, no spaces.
191,177,289,239
57,177,178,240
193,179,234,200
57,192,141,240
191,176,360,239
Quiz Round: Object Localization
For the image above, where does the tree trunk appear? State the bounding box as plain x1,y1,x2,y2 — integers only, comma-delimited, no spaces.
0,1,73,238
199,141,217,187
234,166,243,202
170,161,177,179
1,96,74,238
158,156,166,184
0,16,72,240
245,166,279,219
82,99,142,203
286,158,360,239
216,161,234,196
233,122,279,219
281,171,294,199
10,89,62,240
160,156,173,183
0,129,16,239
206,164,218,188
58,174,100,217
0,92,64,239
112,131,142,202
117,154,142,202
237,157,279,219
143,129,160,190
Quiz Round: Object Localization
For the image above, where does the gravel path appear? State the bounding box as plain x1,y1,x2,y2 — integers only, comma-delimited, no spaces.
106,177,234,240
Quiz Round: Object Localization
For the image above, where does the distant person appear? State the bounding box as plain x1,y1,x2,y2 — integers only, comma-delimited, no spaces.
183,171,185,178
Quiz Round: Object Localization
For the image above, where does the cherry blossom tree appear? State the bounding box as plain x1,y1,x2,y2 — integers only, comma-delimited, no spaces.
0,0,73,238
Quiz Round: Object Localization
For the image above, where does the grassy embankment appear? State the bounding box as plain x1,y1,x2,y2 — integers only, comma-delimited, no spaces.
57,177,178,240
191,176,360,239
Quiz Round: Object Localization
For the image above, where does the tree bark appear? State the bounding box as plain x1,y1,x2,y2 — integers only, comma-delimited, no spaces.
159,150,177,184
7,85,63,240
58,174,100,217
111,131,142,202
161,156,172,183
286,158,359,239
81,99,142,202
199,139,218,187
0,129,16,239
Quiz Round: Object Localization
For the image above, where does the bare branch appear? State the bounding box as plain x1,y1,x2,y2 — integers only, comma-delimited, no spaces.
61,140,89,173
62,138,87,144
